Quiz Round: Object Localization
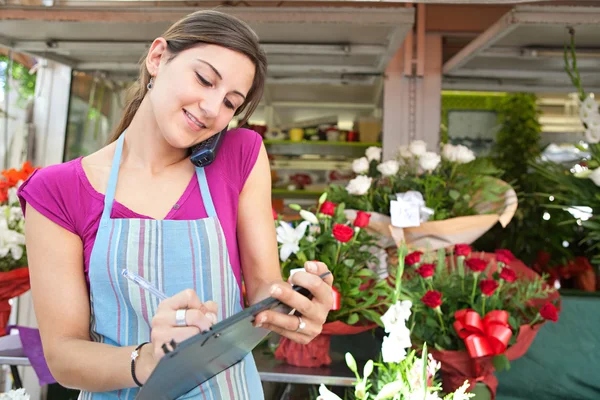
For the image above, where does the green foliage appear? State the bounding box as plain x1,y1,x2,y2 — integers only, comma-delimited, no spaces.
0,56,36,107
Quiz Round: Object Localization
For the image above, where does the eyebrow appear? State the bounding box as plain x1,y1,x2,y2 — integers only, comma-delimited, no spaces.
197,58,247,101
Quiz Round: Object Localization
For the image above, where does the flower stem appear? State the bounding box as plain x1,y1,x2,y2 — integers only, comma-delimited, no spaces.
335,242,342,265
482,296,487,316
436,310,446,335
471,273,479,305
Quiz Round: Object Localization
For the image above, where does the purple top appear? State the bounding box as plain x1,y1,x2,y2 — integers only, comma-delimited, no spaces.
17,128,262,291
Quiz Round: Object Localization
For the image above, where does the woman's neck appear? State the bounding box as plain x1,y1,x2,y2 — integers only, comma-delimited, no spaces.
120,98,189,175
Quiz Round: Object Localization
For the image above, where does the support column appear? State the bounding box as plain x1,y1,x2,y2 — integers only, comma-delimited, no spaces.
382,32,443,160
15,59,71,400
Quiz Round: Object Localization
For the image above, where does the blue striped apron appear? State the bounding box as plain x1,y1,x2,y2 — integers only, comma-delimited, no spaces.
80,133,264,399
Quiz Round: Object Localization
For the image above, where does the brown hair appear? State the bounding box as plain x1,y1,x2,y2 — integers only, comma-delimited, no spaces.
109,10,267,143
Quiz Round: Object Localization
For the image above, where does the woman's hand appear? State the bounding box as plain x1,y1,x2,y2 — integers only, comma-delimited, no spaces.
254,261,333,344
137,289,219,383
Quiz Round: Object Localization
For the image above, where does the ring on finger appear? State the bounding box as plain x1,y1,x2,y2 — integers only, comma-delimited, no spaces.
294,316,306,333
175,309,187,327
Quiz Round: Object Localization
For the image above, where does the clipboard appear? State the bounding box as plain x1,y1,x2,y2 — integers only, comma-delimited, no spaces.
136,282,317,400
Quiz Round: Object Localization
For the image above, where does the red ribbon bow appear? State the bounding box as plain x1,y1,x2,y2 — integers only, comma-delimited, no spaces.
453,309,513,358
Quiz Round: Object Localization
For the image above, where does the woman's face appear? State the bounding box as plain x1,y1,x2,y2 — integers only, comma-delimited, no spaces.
147,41,256,149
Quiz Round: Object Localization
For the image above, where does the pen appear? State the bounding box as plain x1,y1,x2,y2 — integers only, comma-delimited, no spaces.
121,269,168,301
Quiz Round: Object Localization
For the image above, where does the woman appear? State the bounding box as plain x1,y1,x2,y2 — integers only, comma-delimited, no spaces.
19,10,333,399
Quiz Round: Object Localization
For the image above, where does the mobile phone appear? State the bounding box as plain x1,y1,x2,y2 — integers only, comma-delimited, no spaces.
190,127,227,168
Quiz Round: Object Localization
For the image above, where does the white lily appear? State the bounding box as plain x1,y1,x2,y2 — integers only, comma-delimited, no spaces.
381,300,413,333
375,380,404,400
316,384,343,400
276,220,309,262
299,210,319,224
579,95,599,124
589,168,600,187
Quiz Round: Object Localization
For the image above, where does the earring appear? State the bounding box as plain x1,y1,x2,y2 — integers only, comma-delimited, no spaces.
147,77,154,90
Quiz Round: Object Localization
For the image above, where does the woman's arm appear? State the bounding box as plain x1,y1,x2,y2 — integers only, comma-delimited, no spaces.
25,205,215,391
238,144,333,343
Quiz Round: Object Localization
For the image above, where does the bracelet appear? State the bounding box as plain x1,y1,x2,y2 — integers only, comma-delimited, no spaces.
130,342,150,387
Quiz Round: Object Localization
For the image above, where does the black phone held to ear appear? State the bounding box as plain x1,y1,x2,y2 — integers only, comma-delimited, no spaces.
190,128,227,168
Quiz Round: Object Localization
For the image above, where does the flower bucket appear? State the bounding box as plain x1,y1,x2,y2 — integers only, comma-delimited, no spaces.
0,268,30,336
274,321,377,367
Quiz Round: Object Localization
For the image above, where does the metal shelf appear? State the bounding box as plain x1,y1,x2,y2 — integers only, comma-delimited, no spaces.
264,140,380,157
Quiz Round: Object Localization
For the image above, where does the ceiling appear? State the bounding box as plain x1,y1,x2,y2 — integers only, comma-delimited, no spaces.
442,5,600,93
0,4,414,127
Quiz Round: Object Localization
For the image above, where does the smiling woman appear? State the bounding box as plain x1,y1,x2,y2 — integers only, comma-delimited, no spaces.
17,9,333,400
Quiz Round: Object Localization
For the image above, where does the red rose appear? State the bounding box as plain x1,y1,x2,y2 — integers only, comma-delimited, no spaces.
416,264,435,279
421,290,443,308
540,302,559,322
499,267,517,283
320,201,336,216
466,258,487,273
272,208,278,219
405,251,423,266
353,211,371,228
455,244,472,257
495,249,515,265
332,224,354,243
479,279,499,296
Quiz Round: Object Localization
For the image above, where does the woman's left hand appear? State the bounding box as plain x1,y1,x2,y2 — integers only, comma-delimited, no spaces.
254,261,333,344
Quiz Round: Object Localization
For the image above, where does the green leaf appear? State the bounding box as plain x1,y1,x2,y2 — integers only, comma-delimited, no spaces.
493,354,511,372
346,313,359,325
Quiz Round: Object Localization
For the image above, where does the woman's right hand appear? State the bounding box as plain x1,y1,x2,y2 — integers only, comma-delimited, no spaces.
138,289,218,382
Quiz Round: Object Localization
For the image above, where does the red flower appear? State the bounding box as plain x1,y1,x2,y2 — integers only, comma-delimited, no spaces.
405,251,423,266
320,201,336,216
416,264,435,279
540,303,559,322
353,211,371,228
272,208,278,219
466,258,487,273
499,268,517,283
332,224,354,243
495,249,515,265
421,290,442,308
479,279,499,296
455,244,472,257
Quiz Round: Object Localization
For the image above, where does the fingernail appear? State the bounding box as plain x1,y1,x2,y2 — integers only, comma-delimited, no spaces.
206,313,218,324
306,262,317,272
270,285,282,296
256,315,266,328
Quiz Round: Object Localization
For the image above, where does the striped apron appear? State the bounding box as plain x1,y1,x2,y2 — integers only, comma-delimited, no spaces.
80,133,264,399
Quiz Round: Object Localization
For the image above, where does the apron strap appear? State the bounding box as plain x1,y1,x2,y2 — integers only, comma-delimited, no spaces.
101,132,126,221
195,167,217,218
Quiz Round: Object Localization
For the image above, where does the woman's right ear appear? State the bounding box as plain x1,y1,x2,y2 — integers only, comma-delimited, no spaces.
145,38,169,77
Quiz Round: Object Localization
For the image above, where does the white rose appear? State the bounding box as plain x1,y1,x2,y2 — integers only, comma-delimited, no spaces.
442,143,456,161
589,168,600,187
365,146,382,162
346,175,372,195
454,144,476,164
377,160,400,177
409,140,427,156
419,152,441,171
352,157,370,174
579,95,599,124
397,145,413,159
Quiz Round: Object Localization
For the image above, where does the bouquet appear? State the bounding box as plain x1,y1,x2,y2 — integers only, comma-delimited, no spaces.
0,389,30,400
393,244,559,398
326,143,515,251
317,260,474,400
0,161,37,336
273,194,394,367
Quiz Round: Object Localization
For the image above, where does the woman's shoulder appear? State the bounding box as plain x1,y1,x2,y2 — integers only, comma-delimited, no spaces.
212,128,264,191
221,127,263,151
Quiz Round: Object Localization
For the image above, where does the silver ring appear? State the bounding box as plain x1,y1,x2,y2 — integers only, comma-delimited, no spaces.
175,309,187,327
294,316,306,333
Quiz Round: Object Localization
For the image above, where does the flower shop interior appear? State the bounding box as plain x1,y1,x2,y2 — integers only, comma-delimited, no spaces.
1,0,599,399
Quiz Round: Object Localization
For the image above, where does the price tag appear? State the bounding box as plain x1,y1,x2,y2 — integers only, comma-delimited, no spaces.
390,199,421,228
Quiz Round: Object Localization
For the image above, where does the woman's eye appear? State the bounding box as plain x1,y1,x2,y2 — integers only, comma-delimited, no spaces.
196,73,212,87
224,99,235,110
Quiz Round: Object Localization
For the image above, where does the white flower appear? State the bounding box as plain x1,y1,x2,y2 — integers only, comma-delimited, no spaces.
408,390,440,400
352,157,370,174
7,188,19,205
377,160,400,177
442,144,475,164
0,219,25,261
397,145,413,159
408,354,441,392
381,300,412,333
419,152,441,171
579,95,599,124
299,210,319,225
585,116,600,143
0,389,30,400
374,380,404,400
451,381,476,400
589,168,600,187
381,325,412,363
409,140,427,156
366,146,383,162
346,176,372,196
317,384,343,400
276,220,309,262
